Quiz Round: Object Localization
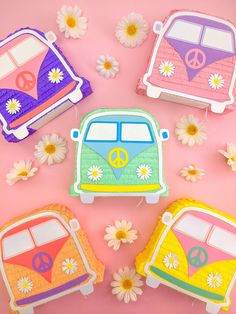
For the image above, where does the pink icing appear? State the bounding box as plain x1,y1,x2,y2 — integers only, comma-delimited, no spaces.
0,34,49,99
148,39,235,102
173,210,236,277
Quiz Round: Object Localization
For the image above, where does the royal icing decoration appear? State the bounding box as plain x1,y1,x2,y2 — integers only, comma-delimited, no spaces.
87,166,103,181
159,61,175,77
136,199,236,314
163,253,179,269
208,74,224,89
6,98,21,115
136,11,236,114
17,277,33,294
70,109,169,204
62,258,78,275
0,204,104,314
0,28,92,142
48,68,64,84
136,164,152,180
207,273,222,289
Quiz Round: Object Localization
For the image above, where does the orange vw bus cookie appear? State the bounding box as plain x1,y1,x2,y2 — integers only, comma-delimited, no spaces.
136,199,236,314
0,204,104,314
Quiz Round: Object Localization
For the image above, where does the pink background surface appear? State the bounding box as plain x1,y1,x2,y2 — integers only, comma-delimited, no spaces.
0,0,236,313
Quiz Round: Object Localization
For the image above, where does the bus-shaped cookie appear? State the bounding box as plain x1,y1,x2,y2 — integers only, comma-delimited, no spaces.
70,109,169,204
142,11,236,113
136,199,236,314
0,28,92,142
0,204,104,314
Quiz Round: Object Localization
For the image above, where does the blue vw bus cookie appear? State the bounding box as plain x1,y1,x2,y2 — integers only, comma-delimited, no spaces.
70,109,169,204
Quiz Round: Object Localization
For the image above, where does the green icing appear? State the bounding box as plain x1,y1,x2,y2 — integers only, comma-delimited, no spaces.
70,109,169,196
80,145,160,185
150,266,224,301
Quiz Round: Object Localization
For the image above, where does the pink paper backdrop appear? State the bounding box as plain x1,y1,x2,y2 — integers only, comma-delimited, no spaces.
0,0,236,313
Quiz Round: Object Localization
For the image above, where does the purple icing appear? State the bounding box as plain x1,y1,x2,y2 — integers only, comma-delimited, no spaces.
32,252,53,273
0,27,92,143
164,15,236,80
16,273,90,305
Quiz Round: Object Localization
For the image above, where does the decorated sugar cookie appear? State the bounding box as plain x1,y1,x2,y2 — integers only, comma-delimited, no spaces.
0,28,92,142
136,199,236,314
70,109,169,204
137,11,236,113
0,204,104,314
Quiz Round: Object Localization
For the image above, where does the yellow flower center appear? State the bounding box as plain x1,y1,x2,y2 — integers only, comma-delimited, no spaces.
187,124,198,136
230,156,236,163
141,168,148,175
22,282,29,289
169,257,175,264
188,169,197,175
45,144,56,154
104,61,112,70
126,24,137,36
116,230,127,240
213,78,220,86
66,16,76,28
67,262,73,270
122,278,133,290
9,102,17,110
164,65,171,73
18,170,28,177
52,72,59,79
92,170,99,177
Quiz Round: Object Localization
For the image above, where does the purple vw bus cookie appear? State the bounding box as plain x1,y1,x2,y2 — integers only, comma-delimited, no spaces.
0,28,92,142
137,11,236,114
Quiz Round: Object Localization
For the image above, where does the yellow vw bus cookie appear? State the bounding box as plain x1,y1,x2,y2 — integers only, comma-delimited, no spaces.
70,109,169,204
0,204,104,314
136,199,236,314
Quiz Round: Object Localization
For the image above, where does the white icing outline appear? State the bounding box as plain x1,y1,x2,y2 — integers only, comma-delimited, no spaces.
0,29,84,139
71,110,168,199
144,205,236,309
143,11,236,114
0,211,97,312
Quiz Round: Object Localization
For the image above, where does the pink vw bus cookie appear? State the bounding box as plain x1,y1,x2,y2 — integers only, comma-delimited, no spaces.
0,28,92,142
137,11,236,114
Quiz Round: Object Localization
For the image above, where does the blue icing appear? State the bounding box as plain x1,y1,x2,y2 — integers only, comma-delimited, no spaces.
84,141,154,178
83,114,157,178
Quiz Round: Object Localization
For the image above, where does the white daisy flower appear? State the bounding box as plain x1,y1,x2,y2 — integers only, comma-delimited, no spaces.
104,220,138,251
175,115,207,147
56,5,88,39
163,253,179,269
219,143,236,171
87,166,103,181
115,12,148,48
6,160,38,186
111,267,143,303
17,277,33,294
96,54,119,79
34,133,68,165
180,164,205,183
6,98,21,114
207,273,222,288
48,68,64,84
209,74,224,90
159,61,175,77
62,258,78,275
136,164,152,180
